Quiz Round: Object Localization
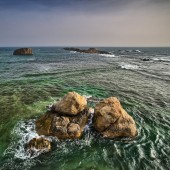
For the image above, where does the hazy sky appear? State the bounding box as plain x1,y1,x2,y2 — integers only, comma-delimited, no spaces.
0,0,170,47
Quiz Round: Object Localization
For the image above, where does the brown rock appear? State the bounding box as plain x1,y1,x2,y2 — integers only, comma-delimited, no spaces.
35,114,53,136
63,47,111,55
13,48,33,55
26,137,51,152
67,123,81,138
93,97,137,138
35,108,90,139
52,91,87,116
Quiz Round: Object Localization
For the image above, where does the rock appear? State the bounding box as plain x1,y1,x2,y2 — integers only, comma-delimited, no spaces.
63,47,80,52
63,47,111,55
52,92,87,116
26,137,51,152
13,48,33,55
142,58,150,61
93,97,137,138
67,123,81,138
35,108,90,139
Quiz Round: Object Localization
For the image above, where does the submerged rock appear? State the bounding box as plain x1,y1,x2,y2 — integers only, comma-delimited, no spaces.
26,137,51,152
52,91,87,116
13,48,33,55
36,109,90,139
93,97,137,138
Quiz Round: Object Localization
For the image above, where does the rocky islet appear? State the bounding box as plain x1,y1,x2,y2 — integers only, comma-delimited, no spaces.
27,92,137,153
63,47,112,55
93,97,137,138
13,48,33,55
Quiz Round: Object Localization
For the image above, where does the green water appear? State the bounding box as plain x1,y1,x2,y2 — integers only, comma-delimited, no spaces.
0,47,170,169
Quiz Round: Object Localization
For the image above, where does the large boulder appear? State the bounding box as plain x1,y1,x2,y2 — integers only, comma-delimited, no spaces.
13,48,33,55
26,137,51,152
52,92,87,116
93,97,137,138
35,108,90,139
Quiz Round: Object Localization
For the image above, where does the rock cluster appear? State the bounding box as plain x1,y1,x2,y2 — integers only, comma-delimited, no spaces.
27,92,137,154
93,97,137,138
13,48,33,55
64,47,111,55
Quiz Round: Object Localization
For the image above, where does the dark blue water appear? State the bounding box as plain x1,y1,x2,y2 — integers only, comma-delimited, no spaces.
0,47,170,170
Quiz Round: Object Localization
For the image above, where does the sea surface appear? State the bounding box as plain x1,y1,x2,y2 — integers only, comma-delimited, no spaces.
0,47,170,170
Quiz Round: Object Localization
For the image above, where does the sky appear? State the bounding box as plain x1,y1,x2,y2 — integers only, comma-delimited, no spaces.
0,0,170,47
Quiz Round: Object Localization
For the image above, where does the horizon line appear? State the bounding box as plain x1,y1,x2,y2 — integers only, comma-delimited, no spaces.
0,45,170,48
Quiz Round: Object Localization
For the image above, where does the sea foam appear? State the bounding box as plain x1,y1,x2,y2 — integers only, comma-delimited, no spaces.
120,63,139,70
4,120,52,159
99,54,116,58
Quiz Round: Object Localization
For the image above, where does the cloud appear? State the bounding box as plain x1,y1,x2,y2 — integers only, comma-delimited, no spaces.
0,0,137,11
0,0,170,46
1,0,170,15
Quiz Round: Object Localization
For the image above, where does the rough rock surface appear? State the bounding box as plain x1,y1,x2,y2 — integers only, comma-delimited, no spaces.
35,109,90,139
13,48,33,55
63,47,111,55
26,137,51,152
93,97,137,138
52,91,87,116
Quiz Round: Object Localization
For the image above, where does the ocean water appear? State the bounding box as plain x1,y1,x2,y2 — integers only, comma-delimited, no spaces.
0,47,170,170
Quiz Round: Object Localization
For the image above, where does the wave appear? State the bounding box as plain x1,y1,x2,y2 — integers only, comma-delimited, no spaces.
99,54,116,58
70,51,77,54
118,49,142,53
4,120,52,159
152,57,170,62
120,63,139,70
135,50,141,53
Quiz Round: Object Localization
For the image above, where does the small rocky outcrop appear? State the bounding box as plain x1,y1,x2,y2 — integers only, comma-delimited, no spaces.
64,47,111,55
26,137,51,152
52,91,87,116
36,92,90,139
13,48,33,55
93,97,137,138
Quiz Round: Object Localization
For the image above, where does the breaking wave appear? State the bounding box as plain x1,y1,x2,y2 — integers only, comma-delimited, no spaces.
99,54,116,58
120,63,139,70
4,120,53,160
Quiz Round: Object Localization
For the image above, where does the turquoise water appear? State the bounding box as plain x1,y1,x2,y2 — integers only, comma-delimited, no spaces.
0,47,170,169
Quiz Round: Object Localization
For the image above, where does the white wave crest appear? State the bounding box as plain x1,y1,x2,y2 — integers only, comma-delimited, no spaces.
4,120,51,159
135,50,141,53
120,63,139,70
99,54,116,58
152,57,170,62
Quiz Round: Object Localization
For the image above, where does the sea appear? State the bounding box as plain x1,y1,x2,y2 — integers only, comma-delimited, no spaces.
0,47,170,170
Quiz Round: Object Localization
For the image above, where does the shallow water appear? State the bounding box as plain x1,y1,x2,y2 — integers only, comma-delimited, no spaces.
0,47,170,170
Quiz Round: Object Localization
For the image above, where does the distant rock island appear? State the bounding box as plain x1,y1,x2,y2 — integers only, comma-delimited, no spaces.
13,48,33,55
64,47,111,55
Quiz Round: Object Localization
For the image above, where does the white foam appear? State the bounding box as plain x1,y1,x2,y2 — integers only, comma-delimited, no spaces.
120,63,139,70
99,54,116,58
4,120,51,159
135,50,141,53
137,144,145,159
83,95,92,99
70,51,77,54
35,63,51,71
152,57,170,62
